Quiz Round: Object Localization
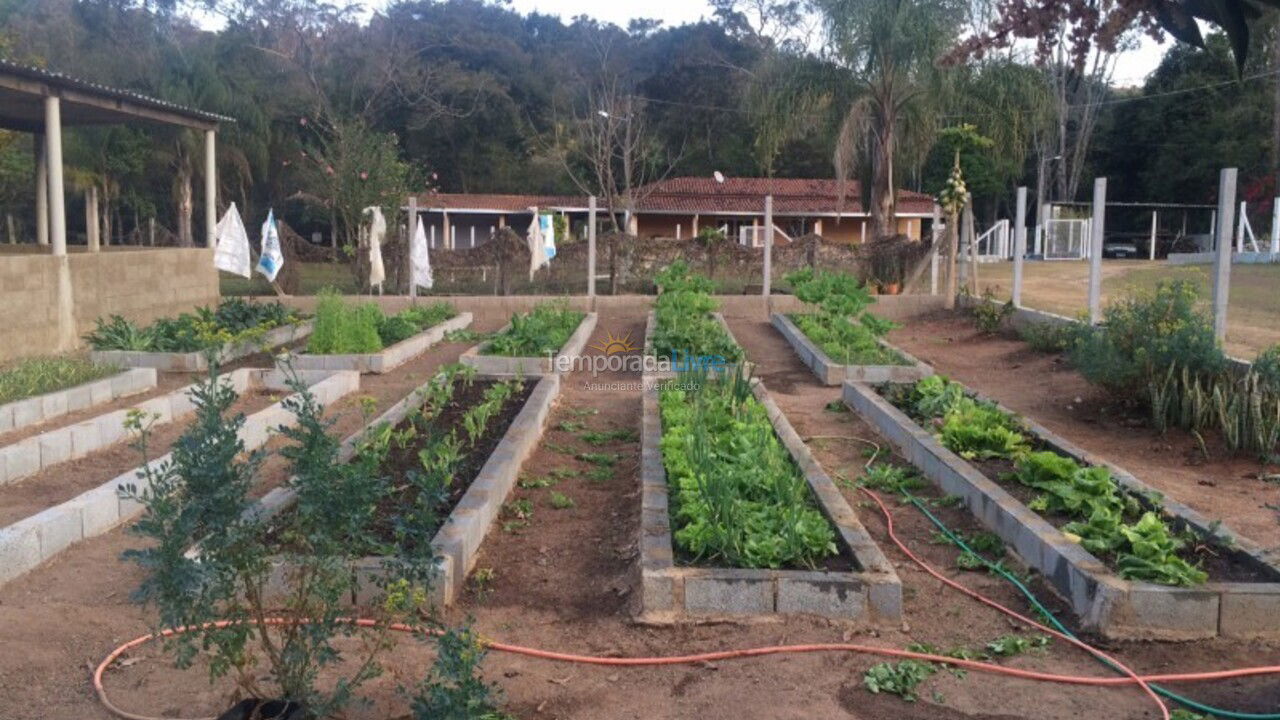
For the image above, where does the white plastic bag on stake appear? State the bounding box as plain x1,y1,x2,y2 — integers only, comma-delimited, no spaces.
256,209,284,282
213,202,251,278
410,216,433,291
364,206,386,293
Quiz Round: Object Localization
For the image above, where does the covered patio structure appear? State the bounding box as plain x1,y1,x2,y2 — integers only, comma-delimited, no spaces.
0,60,229,360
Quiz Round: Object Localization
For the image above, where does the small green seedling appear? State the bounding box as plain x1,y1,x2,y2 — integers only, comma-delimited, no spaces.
863,660,936,701
549,491,575,509
824,400,848,413
558,420,586,433
984,634,1049,657
503,498,533,520
587,467,614,482
545,442,577,455
549,468,580,479
581,429,638,446
576,452,618,467
566,407,599,417
518,475,556,489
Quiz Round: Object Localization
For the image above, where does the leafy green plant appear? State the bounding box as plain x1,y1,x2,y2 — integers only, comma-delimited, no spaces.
1117,512,1208,586
0,355,119,405
486,302,583,357
1018,321,1079,354
785,268,904,366
308,290,383,354
581,429,638,446
575,451,618,466
407,626,512,720
659,366,837,569
651,260,742,363
863,660,936,701
985,634,1049,657
859,463,927,494
86,299,302,353
586,467,613,482
549,491,575,509
938,401,1029,460
972,287,1014,334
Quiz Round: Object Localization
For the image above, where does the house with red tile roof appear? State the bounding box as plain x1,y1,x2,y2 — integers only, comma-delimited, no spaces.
410,177,935,248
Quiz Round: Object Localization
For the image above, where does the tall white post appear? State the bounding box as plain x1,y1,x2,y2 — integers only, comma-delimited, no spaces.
86,187,99,252
1212,168,1237,342
1087,178,1106,325
763,195,773,301
587,195,597,298
204,129,216,247
1236,200,1246,252
1149,211,1158,261
1271,197,1280,254
34,134,48,246
407,195,417,299
1012,187,1027,307
45,97,66,256
1035,203,1048,255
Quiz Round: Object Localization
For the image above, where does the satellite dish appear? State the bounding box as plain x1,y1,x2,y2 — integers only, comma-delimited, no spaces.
713,170,725,184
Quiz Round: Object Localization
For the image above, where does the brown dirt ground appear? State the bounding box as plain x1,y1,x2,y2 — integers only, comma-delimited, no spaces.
4,308,1280,720
888,310,1280,551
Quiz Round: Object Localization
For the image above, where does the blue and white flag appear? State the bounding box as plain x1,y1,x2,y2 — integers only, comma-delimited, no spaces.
539,213,556,261
256,209,284,282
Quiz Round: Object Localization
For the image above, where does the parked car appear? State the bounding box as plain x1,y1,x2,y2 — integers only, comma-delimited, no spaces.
1102,241,1139,259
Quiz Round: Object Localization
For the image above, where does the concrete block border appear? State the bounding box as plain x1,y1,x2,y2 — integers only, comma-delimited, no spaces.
461,312,598,377
0,368,360,586
230,371,561,607
771,312,932,386
642,311,746,381
90,320,315,372
637,375,901,623
281,313,473,374
843,380,1280,640
0,367,156,436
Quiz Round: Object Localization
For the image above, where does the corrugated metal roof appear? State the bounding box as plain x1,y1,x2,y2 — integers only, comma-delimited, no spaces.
0,58,234,125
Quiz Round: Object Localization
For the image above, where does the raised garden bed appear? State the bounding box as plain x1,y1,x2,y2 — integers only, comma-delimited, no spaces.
233,369,561,606
280,312,472,374
844,378,1280,640
642,310,742,380
0,368,360,586
90,319,314,372
0,367,155,435
461,311,597,377
772,312,931,385
637,372,901,622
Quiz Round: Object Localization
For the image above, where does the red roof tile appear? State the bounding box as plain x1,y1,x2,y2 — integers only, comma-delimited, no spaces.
414,192,584,212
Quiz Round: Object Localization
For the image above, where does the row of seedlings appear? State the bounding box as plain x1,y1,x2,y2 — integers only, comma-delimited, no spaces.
643,260,743,378
279,292,473,374
845,375,1280,639
87,297,313,371
461,300,597,376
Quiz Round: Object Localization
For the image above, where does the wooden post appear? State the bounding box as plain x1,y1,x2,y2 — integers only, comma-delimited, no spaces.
1212,168,1237,342
1149,211,1158,260
763,195,773,305
34,134,48,246
587,195,597,298
407,195,418,299
204,130,217,247
1012,187,1027,307
1088,177,1107,324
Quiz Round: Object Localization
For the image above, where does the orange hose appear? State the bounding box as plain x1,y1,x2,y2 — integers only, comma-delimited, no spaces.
93,490,1280,720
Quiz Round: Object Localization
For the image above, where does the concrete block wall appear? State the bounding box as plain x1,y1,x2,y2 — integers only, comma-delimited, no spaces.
0,249,219,363
0,368,155,435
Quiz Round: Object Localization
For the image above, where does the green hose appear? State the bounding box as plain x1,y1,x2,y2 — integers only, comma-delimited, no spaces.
903,491,1277,720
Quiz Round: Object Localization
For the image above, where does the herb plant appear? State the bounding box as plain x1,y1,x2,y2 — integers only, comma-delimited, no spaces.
486,302,584,357
85,298,302,352
0,355,119,405
651,261,742,362
309,290,457,353
785,268,904,366
659,367,837,569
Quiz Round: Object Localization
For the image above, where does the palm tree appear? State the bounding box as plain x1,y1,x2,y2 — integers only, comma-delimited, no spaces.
814,0,965,239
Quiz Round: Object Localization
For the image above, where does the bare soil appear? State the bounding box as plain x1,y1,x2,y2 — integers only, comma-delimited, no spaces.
4,309,1280,720
888,311,1280,552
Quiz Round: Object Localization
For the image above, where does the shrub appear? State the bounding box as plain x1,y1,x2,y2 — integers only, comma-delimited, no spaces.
1254,344,1280,392
785,268,903,365
0,355,119,405
971,287,1014,334
487,302,583,357
1070,280,1224,401
1018,321,1080,354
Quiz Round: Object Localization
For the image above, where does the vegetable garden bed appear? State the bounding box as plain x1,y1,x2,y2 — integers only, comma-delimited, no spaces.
843,378,1280,640
0,368,359,586
638,370,901,622
91,320,314,372
461,306,597,377
0,367,155,435
281,312,472,374
641,310,741,379
233,367,561,606
772,312,930,385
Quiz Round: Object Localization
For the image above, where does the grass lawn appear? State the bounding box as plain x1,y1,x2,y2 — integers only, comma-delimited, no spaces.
973,260,1280,358
220,263,360,296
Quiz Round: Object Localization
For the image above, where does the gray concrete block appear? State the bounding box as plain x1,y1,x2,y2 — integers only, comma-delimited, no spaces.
0,404,12,434
30,505,83,559
10,398,41,428
38,431,71,467
1219,584,1280,639
777,575,867,617
73,482,123,537
64,384,93,413
97,411,129,447
88,379,113,406
684,574,774,615
868,579,904,620
69,421,101,458
2,438,39,482
1119,585,1220,640
642,573,675,612
0,523,41,584
40,391,68,420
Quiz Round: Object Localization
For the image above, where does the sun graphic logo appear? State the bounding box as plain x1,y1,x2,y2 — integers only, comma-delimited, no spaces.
590,329,637,355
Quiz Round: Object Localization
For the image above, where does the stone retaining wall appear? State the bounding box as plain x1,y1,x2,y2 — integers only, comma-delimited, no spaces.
771,312,932,386
282,313,472,374
0,367,155,435
843,380,1280,640
0,369,359,586
637,376,901,623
